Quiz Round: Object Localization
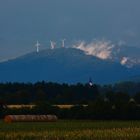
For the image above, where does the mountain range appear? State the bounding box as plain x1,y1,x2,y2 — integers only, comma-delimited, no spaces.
0,47,140,84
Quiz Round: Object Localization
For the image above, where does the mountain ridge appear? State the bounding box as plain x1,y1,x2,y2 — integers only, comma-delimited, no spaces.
0,48,139,84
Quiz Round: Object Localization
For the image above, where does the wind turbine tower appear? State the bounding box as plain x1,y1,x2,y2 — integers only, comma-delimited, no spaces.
35,41,40,53
62,39,66,48
50,41,56,49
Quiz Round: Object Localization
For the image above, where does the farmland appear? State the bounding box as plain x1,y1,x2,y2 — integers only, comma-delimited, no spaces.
0,120,140,140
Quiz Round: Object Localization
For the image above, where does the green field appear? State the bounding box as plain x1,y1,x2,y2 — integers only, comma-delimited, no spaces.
0,120,140,140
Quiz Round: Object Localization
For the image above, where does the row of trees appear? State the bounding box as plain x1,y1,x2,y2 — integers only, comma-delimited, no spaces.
0,81,140,104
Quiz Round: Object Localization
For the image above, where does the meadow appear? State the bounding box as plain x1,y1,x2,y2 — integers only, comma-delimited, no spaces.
0,120,140,140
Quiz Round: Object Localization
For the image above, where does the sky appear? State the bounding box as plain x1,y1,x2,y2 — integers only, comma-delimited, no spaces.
0,0,140,61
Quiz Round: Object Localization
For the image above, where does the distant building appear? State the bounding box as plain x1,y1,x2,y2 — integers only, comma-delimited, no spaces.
89,77,93,87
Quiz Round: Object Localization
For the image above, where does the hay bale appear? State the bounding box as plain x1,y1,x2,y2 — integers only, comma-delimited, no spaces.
4,115,58,123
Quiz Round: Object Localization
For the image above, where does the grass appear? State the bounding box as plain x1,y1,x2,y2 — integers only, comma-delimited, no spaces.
0,120,140,140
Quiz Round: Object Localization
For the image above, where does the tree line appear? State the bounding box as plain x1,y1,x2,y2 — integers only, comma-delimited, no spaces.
0,81,140,120
0,81,140,104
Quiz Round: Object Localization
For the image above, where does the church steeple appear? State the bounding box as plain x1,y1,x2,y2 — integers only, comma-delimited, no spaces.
89,77,93,87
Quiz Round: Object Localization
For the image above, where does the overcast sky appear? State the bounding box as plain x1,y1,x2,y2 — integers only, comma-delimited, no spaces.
0,0,140,60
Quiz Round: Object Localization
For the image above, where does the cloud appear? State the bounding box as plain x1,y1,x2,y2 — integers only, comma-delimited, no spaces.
73,40,115,60
121,56,140,68
121,57,129,65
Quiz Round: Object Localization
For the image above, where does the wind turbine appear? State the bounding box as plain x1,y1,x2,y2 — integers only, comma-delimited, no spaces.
35,41,40,53
61,39,66,48
50,40,56,49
